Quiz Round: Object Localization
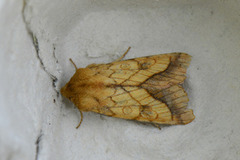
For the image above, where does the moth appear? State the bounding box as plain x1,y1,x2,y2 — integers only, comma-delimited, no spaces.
61,47,195,128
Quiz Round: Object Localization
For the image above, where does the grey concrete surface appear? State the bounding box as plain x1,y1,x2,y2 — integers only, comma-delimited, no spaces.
0,0,240,160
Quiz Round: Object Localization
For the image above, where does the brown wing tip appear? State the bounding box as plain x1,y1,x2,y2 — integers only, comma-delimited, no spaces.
173,109,195,124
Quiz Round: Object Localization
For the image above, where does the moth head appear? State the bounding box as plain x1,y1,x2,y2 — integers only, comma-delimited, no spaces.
61,71,82,101
61,68,92,98
61,82,75,101
61,82,97,112
61,68,101,112
61,68,96,107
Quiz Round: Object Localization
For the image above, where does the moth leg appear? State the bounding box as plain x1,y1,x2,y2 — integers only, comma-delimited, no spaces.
69,58,78,71
76,111,83,129
114,46,131,62
152,123,161,130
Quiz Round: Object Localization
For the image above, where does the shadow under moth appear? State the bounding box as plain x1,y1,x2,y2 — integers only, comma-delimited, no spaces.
61,47,195,128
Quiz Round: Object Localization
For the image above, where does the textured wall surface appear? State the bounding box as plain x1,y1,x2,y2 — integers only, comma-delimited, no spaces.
0,0,240,160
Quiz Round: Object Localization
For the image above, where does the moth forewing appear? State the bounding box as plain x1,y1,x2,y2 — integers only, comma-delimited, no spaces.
61,49,195,128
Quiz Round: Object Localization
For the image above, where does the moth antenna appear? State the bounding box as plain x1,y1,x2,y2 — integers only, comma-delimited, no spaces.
76,111,83,129
114,47,131,62
69,58,78,71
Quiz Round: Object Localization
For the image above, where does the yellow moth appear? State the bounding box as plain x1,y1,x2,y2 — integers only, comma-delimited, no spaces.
61,47,195,128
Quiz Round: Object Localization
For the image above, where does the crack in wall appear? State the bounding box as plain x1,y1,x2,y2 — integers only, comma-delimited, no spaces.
21,1,60,159
35,130,43,160
22,0,59,97
52,44,59,64
52,44,60,97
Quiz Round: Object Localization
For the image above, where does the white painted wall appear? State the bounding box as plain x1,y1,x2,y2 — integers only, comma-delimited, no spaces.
0,0,240,160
